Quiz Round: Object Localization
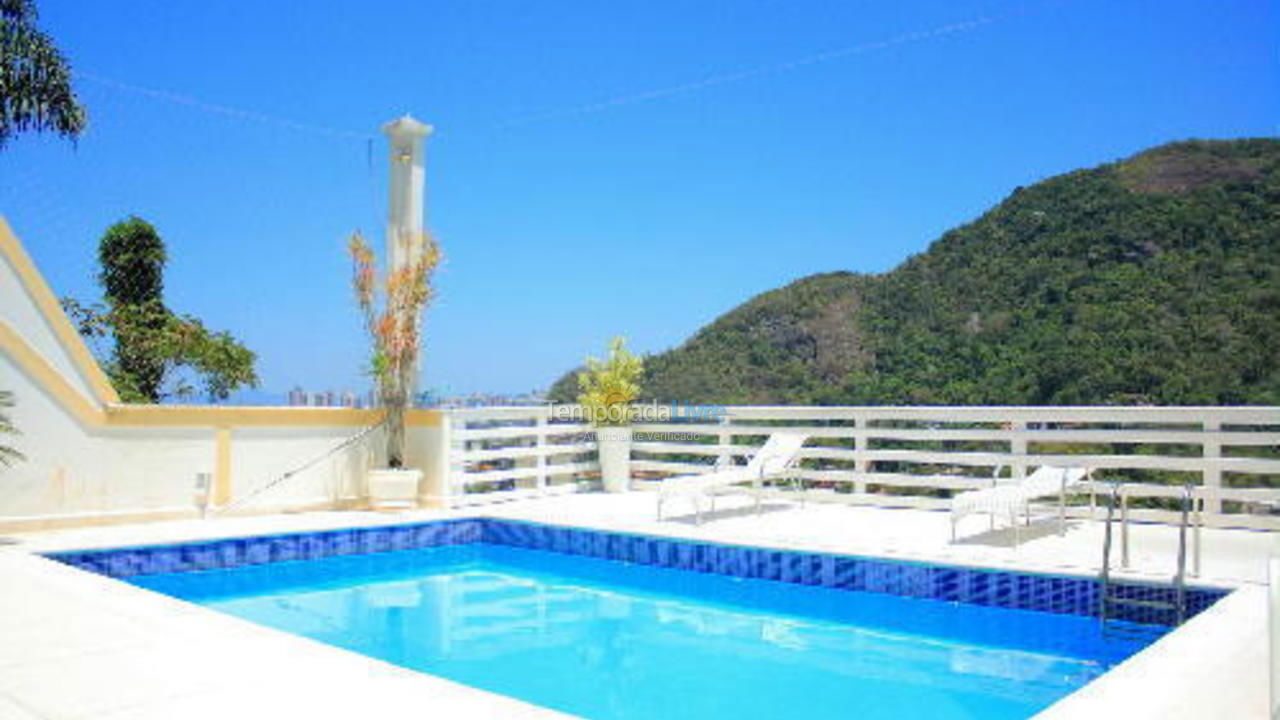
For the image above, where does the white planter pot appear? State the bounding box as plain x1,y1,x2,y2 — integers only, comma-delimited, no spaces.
368,468,422,510
597,426,632,493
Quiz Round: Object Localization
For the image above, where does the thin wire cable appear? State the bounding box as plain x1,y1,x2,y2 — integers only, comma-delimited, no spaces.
64,1,1077,137
498,0,1074,128
74,70,375,141
216,418,386,514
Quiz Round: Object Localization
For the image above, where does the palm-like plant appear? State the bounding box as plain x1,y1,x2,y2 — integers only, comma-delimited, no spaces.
0,390,24,466
1,0,87,147
577,337,643,426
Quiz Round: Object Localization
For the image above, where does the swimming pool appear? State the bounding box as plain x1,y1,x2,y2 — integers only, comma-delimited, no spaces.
50,518,1227,720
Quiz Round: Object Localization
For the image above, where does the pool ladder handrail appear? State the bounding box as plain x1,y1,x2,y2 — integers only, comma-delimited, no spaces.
1098,482,1193,628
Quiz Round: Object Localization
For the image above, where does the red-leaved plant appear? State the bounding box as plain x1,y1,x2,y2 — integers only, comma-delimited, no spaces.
348,230,440,468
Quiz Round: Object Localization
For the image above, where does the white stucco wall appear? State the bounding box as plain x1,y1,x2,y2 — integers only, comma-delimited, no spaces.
0,352,110,518
229,426,376,510
0,250,99,403
97,427,217,512
226,424,442,512
0,222,444,530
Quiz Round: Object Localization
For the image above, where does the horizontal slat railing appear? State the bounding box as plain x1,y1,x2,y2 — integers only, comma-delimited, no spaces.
462,442,598,464
722,405,1279,423
630,405,1280,529
443,407,597,507
443,405,1279,526
635,423,1280,445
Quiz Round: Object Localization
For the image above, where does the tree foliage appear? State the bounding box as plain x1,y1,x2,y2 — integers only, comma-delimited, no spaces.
0,0,85,147
62,216,259,403
98,216,166,306
550,139,1280,406
95,217,167,397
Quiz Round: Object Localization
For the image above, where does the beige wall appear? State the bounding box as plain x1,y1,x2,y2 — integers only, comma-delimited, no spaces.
0,217,443,531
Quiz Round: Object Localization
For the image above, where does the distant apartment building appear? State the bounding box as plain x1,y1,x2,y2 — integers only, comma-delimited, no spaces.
429,390,547,409
286,386,541,409
286,387,364,407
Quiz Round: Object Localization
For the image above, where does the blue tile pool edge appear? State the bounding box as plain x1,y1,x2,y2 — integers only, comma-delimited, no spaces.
45,516,1228,626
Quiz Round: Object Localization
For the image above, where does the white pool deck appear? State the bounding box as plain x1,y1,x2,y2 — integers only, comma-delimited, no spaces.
0,491,1272,720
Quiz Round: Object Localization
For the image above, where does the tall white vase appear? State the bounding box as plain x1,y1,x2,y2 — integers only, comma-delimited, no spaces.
596,426,632,493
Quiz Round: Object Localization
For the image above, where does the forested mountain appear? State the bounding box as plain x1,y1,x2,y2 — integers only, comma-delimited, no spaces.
550,139,1280,405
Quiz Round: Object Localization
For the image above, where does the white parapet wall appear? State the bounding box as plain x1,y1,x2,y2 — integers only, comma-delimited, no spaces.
1,348,111,518
0,217,447,531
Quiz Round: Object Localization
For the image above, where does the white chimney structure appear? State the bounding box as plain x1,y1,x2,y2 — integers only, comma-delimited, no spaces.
382,114,433,270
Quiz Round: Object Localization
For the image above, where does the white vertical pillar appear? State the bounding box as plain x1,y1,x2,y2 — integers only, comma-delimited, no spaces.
853,417,868,496
535,413,548,495
424,411,453,509
717,414,731,469
381,114,433,271
1203,419,1223,516
381,114,433,406
1010,420,1028,481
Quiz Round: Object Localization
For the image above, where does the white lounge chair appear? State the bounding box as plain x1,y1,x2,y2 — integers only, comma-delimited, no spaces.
657,433,807,524
950,465,1088,545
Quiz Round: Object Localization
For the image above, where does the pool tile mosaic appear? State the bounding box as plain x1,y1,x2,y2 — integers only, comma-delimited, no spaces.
47,516,1226,627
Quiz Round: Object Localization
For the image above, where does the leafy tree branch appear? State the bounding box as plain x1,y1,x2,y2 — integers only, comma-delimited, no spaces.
0,0,85,147
62,217,259,403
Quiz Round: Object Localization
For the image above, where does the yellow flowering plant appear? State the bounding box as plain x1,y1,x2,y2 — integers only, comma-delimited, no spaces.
577,337,643,426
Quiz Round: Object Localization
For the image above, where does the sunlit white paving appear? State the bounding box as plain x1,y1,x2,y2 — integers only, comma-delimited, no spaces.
0,493,1271,719
483,492,1279,587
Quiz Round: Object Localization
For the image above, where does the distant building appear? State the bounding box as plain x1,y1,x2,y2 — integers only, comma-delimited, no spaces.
427,389,547,408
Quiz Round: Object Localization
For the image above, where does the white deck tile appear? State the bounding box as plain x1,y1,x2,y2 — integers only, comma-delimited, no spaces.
0,491,1273,720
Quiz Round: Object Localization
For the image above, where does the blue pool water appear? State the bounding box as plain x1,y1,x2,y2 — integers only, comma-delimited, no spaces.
132,541,1161,720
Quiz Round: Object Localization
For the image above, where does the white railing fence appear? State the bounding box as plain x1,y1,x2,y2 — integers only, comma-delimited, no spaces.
441,405,1280,528
443,406,597,507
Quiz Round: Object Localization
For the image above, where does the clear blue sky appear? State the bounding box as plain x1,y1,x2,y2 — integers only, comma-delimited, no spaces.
2,0,1275,399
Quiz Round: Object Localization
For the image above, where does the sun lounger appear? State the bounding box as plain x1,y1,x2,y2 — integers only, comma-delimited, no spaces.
657,433,807,524
950,465,1087,545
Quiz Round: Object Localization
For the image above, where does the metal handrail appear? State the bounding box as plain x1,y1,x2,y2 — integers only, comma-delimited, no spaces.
1099,481,1193,627
1175,484,1191,625
1099,482,1120,623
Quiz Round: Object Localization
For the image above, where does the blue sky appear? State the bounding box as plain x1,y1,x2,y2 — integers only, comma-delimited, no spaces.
1,0,1275,398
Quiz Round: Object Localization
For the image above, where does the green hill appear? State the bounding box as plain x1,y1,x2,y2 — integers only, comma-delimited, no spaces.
550,139,1280,406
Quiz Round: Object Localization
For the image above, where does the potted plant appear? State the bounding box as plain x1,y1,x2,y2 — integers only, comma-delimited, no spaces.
349,229,440,509
577,337,643,493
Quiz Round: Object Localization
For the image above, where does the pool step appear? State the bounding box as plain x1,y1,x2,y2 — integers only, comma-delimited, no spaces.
1101,595,1179,612
1100,619,1167,642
